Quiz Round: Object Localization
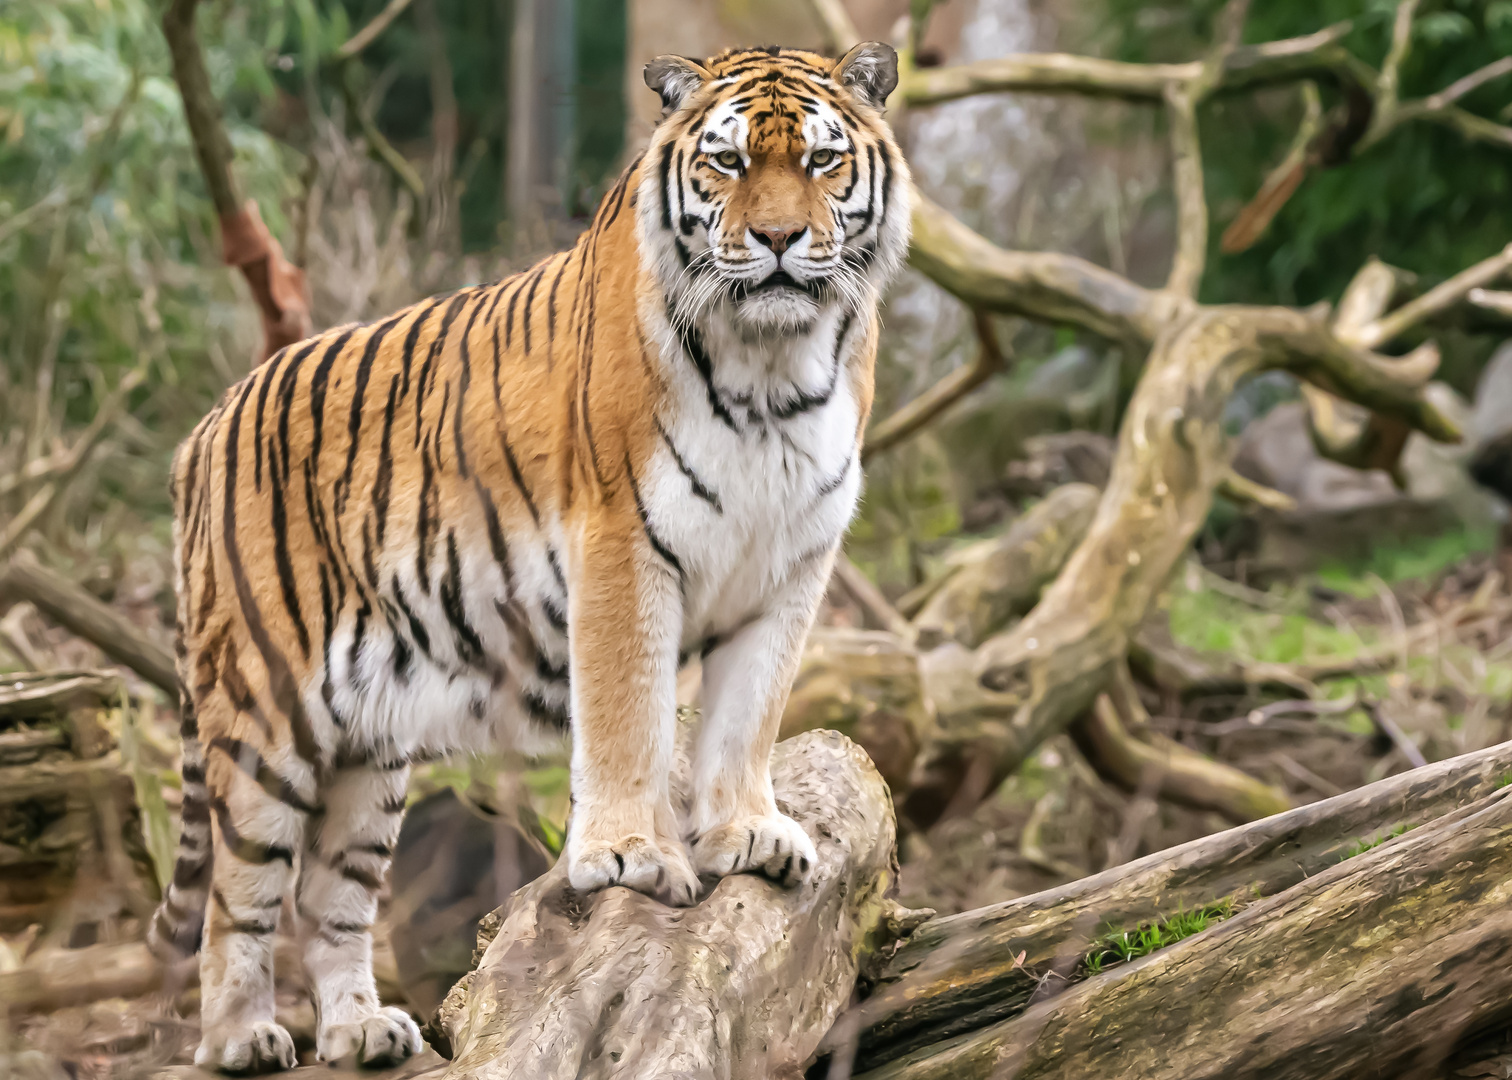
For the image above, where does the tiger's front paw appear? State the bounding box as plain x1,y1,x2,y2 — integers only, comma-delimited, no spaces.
568,831,700,907
317,1007,423,1067
195,1021,298,1074
692,813,817,888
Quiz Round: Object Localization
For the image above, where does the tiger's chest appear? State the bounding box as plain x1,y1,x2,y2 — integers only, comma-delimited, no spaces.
637,316,866,649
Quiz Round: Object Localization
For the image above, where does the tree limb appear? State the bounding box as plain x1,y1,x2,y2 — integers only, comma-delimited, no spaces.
862,311,1011,463
335,0,417,60
1162,83,1206,298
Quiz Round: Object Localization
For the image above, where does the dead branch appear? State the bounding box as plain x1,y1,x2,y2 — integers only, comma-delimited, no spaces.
908,192,1181,346
1070,661,1290,823
0,552,178,697
856,782,1512,1080
161,0,311,358
335,0,417,60
1162,83,1207,298
782,628,933,792
862,311,1010,463
840,737,1512,1073
912,483,1099,650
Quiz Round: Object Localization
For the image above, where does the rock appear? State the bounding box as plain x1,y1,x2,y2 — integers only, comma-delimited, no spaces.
1231,394,1501,575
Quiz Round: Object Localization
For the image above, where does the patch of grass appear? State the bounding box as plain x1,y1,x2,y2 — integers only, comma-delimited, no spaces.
1496,774,1512,790
1083,899,1236,975
1167,581,1369,666
1341,822,1412,860
1315,526,1497,597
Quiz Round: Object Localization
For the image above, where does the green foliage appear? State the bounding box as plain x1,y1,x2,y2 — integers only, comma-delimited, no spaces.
1083,899,1237,974
1315,525,1497,597
1094,0,1512,340
1342,822,1412,859
0,0,299,526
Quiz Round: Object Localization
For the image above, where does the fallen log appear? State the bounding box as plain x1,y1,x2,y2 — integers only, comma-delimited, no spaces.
834,736,1512,1072
434,730,913,1079
857,779,1512,1080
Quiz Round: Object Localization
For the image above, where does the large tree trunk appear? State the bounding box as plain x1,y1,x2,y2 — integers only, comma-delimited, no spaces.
833,737,1512,1075
855,778,1512,1080
433,730,912,1079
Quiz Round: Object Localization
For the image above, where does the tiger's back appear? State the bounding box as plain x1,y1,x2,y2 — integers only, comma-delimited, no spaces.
155,41,909,1071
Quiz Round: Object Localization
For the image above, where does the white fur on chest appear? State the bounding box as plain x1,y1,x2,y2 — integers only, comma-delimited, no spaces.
641,305,864,649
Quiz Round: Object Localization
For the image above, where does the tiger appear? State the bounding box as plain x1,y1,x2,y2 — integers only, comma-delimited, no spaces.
148,41,910,1071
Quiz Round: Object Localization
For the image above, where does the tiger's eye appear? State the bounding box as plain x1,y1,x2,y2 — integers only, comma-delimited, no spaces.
810,149,836,168
714,150,741,170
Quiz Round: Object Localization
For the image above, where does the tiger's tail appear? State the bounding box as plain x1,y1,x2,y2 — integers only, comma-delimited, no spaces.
148,433,214,962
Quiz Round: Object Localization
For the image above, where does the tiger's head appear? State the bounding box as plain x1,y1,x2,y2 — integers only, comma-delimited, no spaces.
638,43,912,337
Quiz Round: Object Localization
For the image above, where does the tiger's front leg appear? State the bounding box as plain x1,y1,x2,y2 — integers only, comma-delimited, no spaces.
563,504,699,906
687,552,829,887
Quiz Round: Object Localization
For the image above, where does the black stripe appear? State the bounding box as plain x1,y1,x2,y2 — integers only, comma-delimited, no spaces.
340,864,384,890
658,141,676,231
623,453,684,579
655,417,723,512
520,263,547,356
415,292,472,446
546,254,569,361
212,796,294,866
266,452,309,657
522,688,570,731
679,325,739,431
337,315,402,516
440,529,485,665
452,294,487,480
542,597,568,634
474,479,515,589
224,368,322,765
308,327,358,467
770,310,853,420
212,887,278,935
535,651,568,683
416,443,436,593
398,299,438,400
274,339,322,484
815,452,854,498
208,736,321,815
373,374,401,546
252,348,287,492
391,574,432,658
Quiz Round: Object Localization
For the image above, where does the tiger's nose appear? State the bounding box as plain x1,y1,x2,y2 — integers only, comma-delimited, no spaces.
751,226,806,255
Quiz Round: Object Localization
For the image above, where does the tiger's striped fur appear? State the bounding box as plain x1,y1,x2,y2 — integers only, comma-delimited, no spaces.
150,42,909,1071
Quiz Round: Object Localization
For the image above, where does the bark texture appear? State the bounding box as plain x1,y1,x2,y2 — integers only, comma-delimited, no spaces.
435,731,907,1080
840,738,1512,1073
859,782,1512,1080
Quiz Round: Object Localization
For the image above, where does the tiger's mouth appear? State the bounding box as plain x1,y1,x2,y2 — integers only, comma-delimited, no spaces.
730,269,823,299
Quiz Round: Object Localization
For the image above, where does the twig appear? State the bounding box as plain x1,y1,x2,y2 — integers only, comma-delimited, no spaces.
1163,83,1207,298
1360,242,1512,348
1221,82,1321,254
1421,56,1512,113
863,310,1011,462
0,187,69,248
812,0,861,53
1365,699,1429,770
1364,0,1420,147
1470,288,1512,317
0,360,147,562
340,60,426,200
334,0,416,60
832,556,913,639
1216,467,1296,512
1269,752,1345,797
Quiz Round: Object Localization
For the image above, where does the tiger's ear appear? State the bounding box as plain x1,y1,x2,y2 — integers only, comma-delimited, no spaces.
644,55,709,117
833,41,898,109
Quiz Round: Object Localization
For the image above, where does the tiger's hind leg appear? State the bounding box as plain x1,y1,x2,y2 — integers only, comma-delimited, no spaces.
296,760,422,1066
196,722,313,1073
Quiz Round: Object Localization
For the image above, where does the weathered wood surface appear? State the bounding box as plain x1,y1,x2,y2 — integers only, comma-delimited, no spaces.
911,483,1099,650
859,781,1512,1080
436,730,909,1080
840,737,1512,1071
